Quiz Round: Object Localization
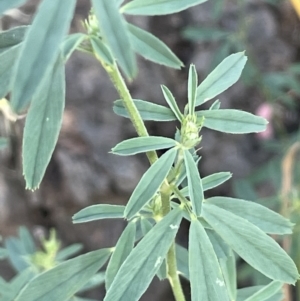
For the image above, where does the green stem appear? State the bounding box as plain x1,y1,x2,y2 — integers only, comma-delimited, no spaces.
102,62,186,301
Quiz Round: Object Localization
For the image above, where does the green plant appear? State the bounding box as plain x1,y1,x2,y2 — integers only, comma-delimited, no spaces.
0,227,105,301
0,0,299,301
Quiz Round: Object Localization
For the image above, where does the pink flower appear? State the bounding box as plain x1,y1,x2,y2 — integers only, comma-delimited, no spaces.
255,103,273,140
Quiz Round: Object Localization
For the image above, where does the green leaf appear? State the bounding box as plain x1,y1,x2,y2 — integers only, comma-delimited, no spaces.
243,281,283,301
15,249,111,301
176,244,189,280
202,203,299,284
202,172,232,191
11,0,76,113
197,109,268,134
0,137,8,150
0,26,28,50
209,99,221,110
0,248,8,259
182,27,229,43
196,52,247,106
0,0,28,16
73,205,125,224
206,197,294,235
237,286,283,301
18,227,35,254
156,259,167,280
189,219,230,301
104,208,182,301
161,85,183,122
62,33,87,61
114,99,176,121
140,218,154,236
77,272,105,294
106,221,136,290
121,0,208,16
125,148,177,219
112,136,177,156
127,23,183,69
90,36,114,66
188,64,198,114
184,149,204,216
220,252,237,301
92,0,136,78
56,244,83,261
206,229,230,259
23,58,65,190
0,45,21,99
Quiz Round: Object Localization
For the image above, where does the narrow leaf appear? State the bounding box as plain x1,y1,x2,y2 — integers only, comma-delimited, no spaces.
237,285,283,301
114,99,176,121
56,244,83,261
0,0,28,16
156,259,167,280
220,252,237,301
0,45,21,99
104,208,182,301
78,272,105,293
73,205,125,224
189,219,230,301
90,36,114,66
11,0,76,113
202,172,232,191
0,137,8,150
112,136,177,156
23,58,65,190
197,109,268,134
188,64,198,114
15,249,111,301
184,149,204,216
206,197,294,235
196,52,247,106
203,203,299,284
92,0,136,78
125,148,177,219
176,244,189,280
127,23,183,69
209,99,221,110
122,0,208,16
0,26,28,50
244,281,283,301
63,33,86,61
106,222,136,290
161,85,183,121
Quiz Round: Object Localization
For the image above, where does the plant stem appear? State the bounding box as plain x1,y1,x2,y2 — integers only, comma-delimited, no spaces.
102,62,186,301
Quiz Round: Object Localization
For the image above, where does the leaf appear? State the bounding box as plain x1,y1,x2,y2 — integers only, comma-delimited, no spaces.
106,221,136,290
62,33,87,61
176,244,189,280
0,45,21,99
90,36,114,66
91,0,136,78
202,203,299,284
184,149,204,216
121,0,208,16
104,208,182,301
124,148,177,219
202,172,232,191
56,244,83,261
18,227,36,254
114,99,176,121
237,285,283,301
189,219,230,301
161,85,183,122
0,0,28,16
77,272,105,294
220,252,237,301
206,197,294,235
196,52,247,106
188,64,198,114
22,58,65,190
156,259,167,280
244,281,283,301
0,137,8,150
112,136,177,156
182,27,229,43
197,109,268,134
0,26,28,50
209,99,221,110
0,248,8,259
73,205,125,224
15,249,111,301
127,23,183,69
11,0,76,113
206,229,230,259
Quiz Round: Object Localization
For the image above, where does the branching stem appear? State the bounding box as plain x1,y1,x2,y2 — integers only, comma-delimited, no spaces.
102,62,186,301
